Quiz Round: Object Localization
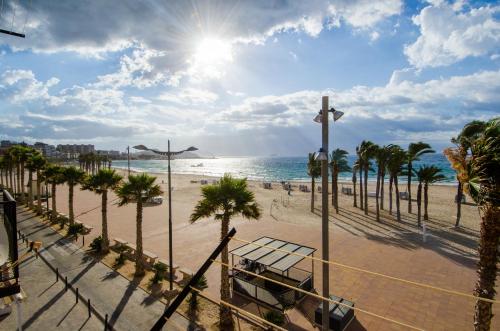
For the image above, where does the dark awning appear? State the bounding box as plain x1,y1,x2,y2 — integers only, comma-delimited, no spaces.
230,237,316,272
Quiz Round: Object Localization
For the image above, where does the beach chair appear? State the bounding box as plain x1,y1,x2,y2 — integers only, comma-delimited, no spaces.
399,191,409,200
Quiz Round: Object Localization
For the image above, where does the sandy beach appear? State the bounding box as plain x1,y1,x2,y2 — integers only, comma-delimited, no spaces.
45,169,498,330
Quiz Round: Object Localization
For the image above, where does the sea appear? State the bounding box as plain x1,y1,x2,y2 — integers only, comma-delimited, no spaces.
112,154,457,184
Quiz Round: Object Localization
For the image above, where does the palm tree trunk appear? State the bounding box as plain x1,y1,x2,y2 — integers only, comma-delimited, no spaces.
69,184,75,225
36,171,42,214
135,199,144,276
389,176,393,215
417,183,422,227
364,166,368,215
16,163,21,198
352,172,357,208
473,206,500,331
380,171,385,210
28,170,33,209
101,190,109,253
455,181,463,227
359,166,363,210
20,163,25,203
424,183,429,221
395,177,401,222
310,177,315,212
407,161,412,213
331,167,334,206
334,170,339,213
9,167,14,194
375,168,381,222
220,215,233,328
51,183,57,221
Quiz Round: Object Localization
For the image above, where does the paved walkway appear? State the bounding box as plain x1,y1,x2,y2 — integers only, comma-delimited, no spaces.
15,206,194,331
1,237,103,330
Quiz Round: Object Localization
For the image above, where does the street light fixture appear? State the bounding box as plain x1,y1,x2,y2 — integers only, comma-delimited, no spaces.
133,142,198,291
313,107,344,124
313,97,344,331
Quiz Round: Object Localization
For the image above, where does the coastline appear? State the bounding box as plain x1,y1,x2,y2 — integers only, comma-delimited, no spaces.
111,165,459,187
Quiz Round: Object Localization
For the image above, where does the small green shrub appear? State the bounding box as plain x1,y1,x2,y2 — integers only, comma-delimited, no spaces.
57,215,68,227
90,236,103,251
114,253,125,267
263,310,284,326
150,263,168,284
67,223,84,237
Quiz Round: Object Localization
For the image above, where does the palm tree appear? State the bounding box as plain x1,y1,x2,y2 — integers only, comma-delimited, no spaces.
62,166,87,225
444,120,486,227
190,174,261,329
43,164,65,221
0,156,4,188
387,146,406,222
414,166,445,227
307,153,321,212
25,151,42,209
374,145,391,222
330,149,350,213
360,140,376,215
82,169,123,253
352,160,359,208
446,118,499,330
406,142,434,214
116,173,162,276
356,145,364,210
29,154,47,214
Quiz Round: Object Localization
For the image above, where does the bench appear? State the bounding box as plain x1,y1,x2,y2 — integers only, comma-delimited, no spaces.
113,238,128,249
367,192,377,198
200,180,208,185
341,187,353,195
81,224,93,235
399,192,409,200
178,268,193,283
143,250,158,266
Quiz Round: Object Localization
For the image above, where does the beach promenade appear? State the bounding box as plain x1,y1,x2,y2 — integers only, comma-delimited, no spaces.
44,170,499,330
13,206,195,331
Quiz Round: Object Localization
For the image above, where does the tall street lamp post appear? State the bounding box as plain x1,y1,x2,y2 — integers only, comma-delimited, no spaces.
133,143,198,291
313,96,344,331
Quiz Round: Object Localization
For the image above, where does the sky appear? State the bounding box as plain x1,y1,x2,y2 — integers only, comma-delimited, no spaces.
0,0,499,156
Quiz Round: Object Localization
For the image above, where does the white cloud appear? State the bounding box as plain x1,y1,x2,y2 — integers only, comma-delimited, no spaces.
213,70,500,138
1,1,402,86
0,70,62,105
328,0,402,29
158,88,219,105
405,2,500,68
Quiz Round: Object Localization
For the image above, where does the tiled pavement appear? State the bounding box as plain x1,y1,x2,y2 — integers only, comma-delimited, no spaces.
14,206,195,331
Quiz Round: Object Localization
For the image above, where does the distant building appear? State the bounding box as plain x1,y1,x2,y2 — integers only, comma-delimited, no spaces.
57,144,95,159
34,142,61,158
96,150,120,157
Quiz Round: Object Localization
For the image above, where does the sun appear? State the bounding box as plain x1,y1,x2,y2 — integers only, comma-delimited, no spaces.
194,37,233,65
